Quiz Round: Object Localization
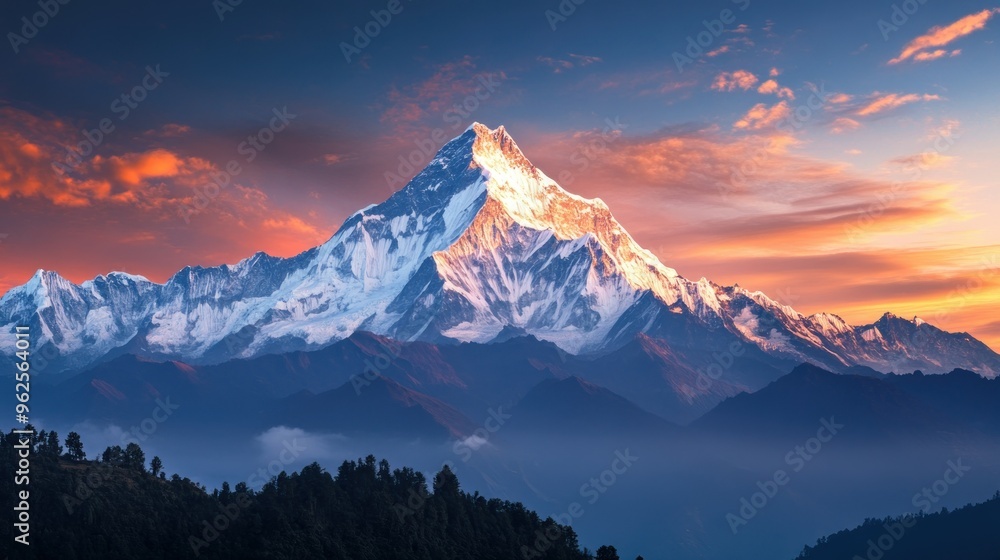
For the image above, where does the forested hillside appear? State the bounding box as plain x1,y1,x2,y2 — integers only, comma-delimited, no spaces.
1,428,619,560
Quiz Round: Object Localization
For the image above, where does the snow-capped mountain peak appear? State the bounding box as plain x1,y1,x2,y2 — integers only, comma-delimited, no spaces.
1,124,998,377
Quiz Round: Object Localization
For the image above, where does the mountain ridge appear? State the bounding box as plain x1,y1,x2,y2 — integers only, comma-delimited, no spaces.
2,123,998,379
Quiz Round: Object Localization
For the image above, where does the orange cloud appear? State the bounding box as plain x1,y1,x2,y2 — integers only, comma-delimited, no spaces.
889,8,999,64
855,93,941,117
890,152,954,169
320,153,349,165
830,117,861,134
0,105,331,295
734,101,791,130
521,124,993,348
711,70,759,91
757,79,795,99
263,216,321,237
108,149,184,186
706,45,730,57
913,48,962,62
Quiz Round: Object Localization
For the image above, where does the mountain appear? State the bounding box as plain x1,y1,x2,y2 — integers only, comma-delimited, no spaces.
2,123,999,380
271,375,477,440
794,490,1000,560
691,363,995,442
506,376,677,437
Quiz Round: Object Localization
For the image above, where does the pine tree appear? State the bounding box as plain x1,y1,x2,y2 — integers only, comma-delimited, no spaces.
124,442,145,471
65,431,85,461
596,545,620,560
150,455,163,477
45,430,62,458
102,445,125,465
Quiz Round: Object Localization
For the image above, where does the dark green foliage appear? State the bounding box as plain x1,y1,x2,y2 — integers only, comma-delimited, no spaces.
795,491,1000,560
596,545,620,560
101,444,125,466
123,442,145,472
0,429,601,560
65,431,85,461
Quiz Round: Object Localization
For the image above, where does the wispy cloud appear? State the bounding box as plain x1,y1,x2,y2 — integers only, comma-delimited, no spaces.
855,93,941,117
889,8,999,64
537,53,602,73
706,45,731,57
379,56,507,136
830,117,861,134
913,48,962,62
734,101,791,130
711,70,759,92
890,152,954,169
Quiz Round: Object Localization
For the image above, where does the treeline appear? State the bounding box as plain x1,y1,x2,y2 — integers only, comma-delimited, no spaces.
795,491,1000,560
0,428,631,560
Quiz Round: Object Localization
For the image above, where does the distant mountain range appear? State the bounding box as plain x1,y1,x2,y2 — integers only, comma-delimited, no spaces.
795,491,1000,560
692,362,1000,441
2,124,998,385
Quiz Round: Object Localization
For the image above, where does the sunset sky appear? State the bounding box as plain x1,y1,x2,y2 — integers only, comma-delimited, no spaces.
1,0,998,348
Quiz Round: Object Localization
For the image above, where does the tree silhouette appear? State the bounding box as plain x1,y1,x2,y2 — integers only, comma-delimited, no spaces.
124,442,146,471
65,431,85,461
596,545,620,560
44,430,62,457
102,445,125,465
0,429,608,560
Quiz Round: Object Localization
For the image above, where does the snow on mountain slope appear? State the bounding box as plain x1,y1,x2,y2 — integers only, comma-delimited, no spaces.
1,123,998,378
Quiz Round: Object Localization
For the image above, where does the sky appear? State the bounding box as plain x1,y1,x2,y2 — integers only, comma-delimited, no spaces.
1,0,998,349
